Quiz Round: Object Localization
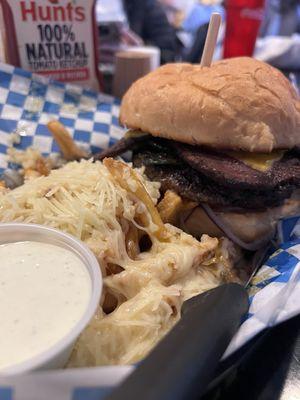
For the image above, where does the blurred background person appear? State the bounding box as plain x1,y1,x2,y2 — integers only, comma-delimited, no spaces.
182,0,224,35
123,0,178,63
159,0,196,28
96,0,177,65
255,0,300,75
96,0,300,93
260,0,300,36
96,0,178,93
181,0,224,62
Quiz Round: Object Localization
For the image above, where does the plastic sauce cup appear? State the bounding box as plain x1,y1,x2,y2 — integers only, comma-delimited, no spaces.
0,223,102,376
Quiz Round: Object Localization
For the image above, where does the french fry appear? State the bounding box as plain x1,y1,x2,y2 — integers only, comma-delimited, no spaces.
103,158,169,241
23,169,41,180
47,120,89,161
125,224,139,259
158,190,197,225
157,190,182,224
35,157,51,176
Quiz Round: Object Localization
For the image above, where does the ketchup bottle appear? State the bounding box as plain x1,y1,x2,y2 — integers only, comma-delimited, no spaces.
0,0,102,91
223,0,266,58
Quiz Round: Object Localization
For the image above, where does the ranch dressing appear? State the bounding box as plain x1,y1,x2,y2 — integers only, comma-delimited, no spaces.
0,241,91,371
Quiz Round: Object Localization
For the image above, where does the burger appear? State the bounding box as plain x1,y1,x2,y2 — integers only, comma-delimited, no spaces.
100,57,300,250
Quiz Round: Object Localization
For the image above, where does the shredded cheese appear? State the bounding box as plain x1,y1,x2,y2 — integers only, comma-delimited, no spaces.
0,159,238,366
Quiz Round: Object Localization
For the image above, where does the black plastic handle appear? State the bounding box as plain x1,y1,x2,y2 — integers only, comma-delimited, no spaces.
105,283,249,400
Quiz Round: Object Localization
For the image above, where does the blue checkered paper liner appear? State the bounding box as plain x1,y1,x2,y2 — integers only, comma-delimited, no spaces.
224,220,300,358
1,63,300,399
0,62,124,173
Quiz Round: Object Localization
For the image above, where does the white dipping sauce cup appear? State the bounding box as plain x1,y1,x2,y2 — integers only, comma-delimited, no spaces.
0,223,102,376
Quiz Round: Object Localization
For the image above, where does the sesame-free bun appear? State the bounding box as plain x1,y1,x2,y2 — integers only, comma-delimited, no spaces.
120,57,300,152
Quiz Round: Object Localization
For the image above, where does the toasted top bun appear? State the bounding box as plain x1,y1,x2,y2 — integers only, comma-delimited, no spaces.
120,57,300,152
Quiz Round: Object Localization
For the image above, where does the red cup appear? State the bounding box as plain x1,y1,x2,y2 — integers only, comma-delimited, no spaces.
223,0,266,58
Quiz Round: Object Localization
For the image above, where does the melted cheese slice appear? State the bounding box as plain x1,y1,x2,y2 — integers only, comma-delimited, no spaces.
226,150,286,172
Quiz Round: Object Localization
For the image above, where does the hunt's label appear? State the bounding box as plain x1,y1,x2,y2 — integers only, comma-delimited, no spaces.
1,0,100,90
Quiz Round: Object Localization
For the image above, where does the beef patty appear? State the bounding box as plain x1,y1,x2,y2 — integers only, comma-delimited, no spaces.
173,142,300,191
97,135,300,210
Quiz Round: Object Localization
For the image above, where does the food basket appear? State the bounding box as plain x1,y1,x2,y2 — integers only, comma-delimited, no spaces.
0,62,300,400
